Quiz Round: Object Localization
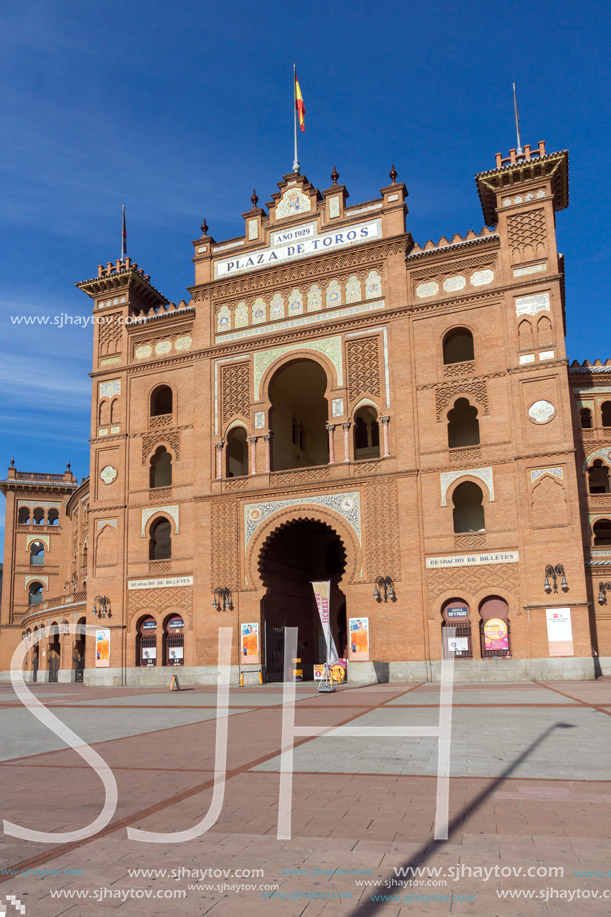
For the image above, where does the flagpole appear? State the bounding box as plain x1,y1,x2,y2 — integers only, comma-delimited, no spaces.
512,82,523,157
292,63,300,174
121,204,127,261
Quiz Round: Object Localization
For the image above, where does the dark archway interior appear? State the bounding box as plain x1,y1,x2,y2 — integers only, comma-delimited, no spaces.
259,519,347,680
269,359,329,470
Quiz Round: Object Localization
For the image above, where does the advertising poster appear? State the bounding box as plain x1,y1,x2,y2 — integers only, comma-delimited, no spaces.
142,648,156,665
313,664,326,680
447,636,470,655
546,608,574,657
240,623,260,665
168,647,184,664
483,618,509,653
349,617,370,661
95,629,110,667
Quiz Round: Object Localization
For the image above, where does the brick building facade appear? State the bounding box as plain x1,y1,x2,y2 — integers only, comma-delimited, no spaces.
2,141,611,685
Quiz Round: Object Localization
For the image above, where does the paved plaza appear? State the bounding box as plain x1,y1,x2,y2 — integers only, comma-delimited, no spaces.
1,679,611,915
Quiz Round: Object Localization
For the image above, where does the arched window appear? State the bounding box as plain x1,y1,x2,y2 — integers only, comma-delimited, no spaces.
479,596,511,657
593,519,611,546
110,399,119,423
226,427,248,477
163,615,185,666
353,406,380,459
443,328,474,365
18,507,30,524
150,385,173,417
136,616,157,667
580,408,592,429
447,398,480,448
452,481,485,533
33,508,45,525
149,517,172,560
28,582,43,605
269,358,329,470
98,401,109,426
588,461,610,495
149,446,172,488
517,320,534,352
537,315,553,348
441,599,472,658
29,542,45,566
602,402,611,427
48,508,59,525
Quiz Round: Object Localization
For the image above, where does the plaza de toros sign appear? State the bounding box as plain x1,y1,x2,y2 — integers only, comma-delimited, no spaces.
214,218,381,278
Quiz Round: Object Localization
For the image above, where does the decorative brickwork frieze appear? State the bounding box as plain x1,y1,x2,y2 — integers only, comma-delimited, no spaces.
221,362,250,424
270,467,331,486
426,562,519,603
149,487,172,501
98,314,122,355
211,499,240,591
149,414,172,430
507,208,546,258
449,446,482,465
347,337,381,402
435,378,489,420
141,429,181,464
128,586,193,626
443,360,476,379
454,533,486,549
364,479,401,580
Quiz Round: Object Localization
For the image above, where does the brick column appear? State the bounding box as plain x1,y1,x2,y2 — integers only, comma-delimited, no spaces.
342,421,351,463
248,436,258,475
263,433,273,473
215,441,224,479
326,423,336,464
380,415,390,457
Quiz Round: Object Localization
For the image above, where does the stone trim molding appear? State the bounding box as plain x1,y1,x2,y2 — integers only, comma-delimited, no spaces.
440,467,494,506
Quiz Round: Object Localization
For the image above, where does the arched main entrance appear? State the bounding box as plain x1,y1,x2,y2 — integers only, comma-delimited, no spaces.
259,519,347,681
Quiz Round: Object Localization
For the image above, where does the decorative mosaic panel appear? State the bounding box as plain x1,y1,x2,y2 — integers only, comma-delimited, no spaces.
326,279,342,308
254,337,343,399
217,305,231,332
531,467,563,483
270,293,285,320
347,337,381,402
244,492,361,546
307,284,323,312
99,380,121,398
276,188,311,218
288,289,304,315
346,275,361,303
235,301,248,327
365,270,382,299
221,362,250,424
440,467,494,506
97,519,118,530
516,292,550,317
252,297,267,324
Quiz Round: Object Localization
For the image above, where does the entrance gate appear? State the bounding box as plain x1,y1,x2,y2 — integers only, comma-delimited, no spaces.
48,654,60,683
265,625,285,682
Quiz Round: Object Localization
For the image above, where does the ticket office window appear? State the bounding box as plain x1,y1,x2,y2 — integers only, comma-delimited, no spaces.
137,617,157,666
164,616,184,666
442,599,472,658
479,596,511,658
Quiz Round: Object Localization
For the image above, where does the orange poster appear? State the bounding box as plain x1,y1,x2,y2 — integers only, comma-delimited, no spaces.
95,628,110,668
349,617,369,661
241,623,260,665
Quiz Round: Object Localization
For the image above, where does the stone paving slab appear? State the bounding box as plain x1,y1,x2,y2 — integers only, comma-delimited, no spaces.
387,686,579,705
68,692,319,707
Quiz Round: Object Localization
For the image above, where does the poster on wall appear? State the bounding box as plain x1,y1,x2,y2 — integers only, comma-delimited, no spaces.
349,617,369,661
168,647,184,664
240,623,260,665
142,648,156,665
546,608,574,657
483,618,509,653
95,629,110,667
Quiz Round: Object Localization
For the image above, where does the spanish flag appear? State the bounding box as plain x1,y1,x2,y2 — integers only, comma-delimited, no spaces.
295,72,305,132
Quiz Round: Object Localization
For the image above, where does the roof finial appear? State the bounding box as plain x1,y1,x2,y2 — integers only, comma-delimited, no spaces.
67,461,71,470
10,457,15,467
201,218,208,236
389,164,398,183
513,82,523,157
331,165,339,185
251,189,259,208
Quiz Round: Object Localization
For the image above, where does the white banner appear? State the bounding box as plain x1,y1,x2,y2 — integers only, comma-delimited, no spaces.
214,219,381,278
311,581,339,664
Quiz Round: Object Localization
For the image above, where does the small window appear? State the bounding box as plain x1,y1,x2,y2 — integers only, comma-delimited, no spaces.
48,508,59,525
588,461,610,495
18,507,30,524
149,446,172,488
33,508,45,525
353,406,380,459
150,385,173,417
602,402,611,427
226,428,248,478
452,482,485,533
149,517,172,560
30,542,45,566
580,408,592,429
447,399,480,448
593,519,611,546
28,582,44,605
443,328,474,365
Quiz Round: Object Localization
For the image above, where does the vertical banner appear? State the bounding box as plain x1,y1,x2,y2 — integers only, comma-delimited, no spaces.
546,608,574,657
311,581,339,663
95,629,110,667
240,623,260,665
349,617,370,661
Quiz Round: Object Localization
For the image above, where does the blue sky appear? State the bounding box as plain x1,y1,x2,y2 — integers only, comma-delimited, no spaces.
0,0,609,556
